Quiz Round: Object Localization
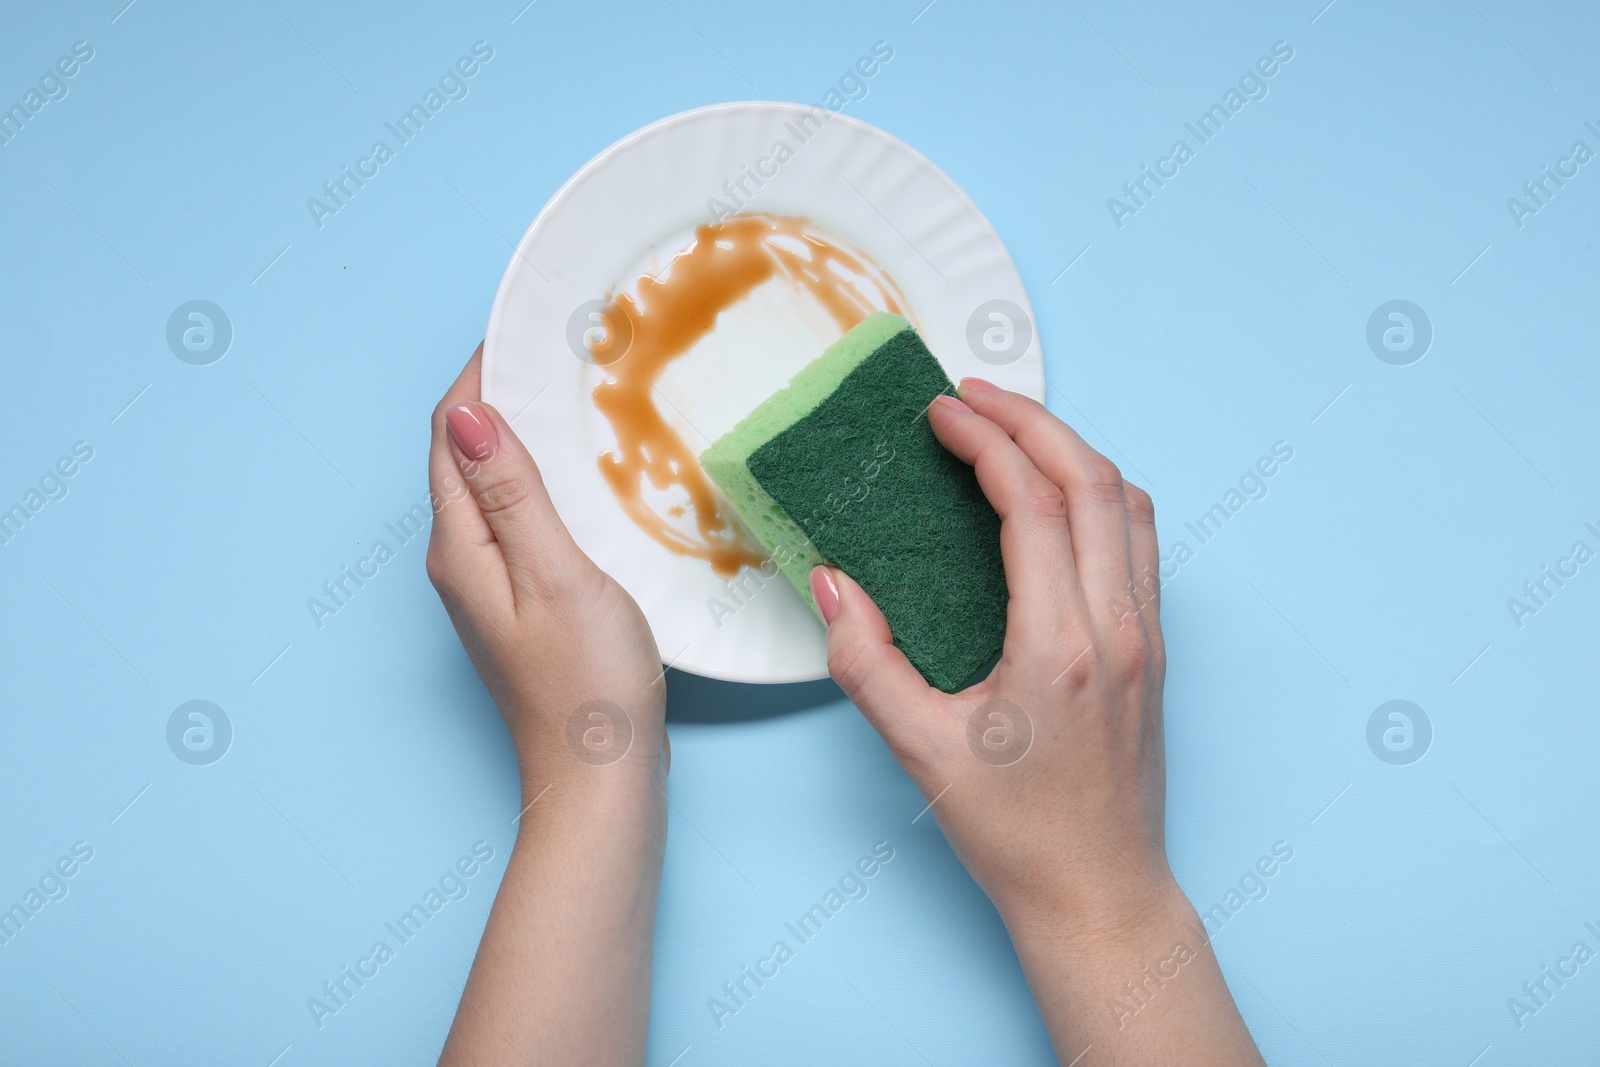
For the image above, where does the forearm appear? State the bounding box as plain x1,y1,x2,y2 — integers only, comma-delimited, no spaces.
1000,878,1265,1067
439,770,666,1066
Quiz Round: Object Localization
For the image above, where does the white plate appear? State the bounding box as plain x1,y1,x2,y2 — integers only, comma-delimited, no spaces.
483,101,1044,685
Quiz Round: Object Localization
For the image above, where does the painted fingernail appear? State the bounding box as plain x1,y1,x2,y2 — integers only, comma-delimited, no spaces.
809,566,840,625
959,376,1000,393
446,403,498,461
933,393,974,414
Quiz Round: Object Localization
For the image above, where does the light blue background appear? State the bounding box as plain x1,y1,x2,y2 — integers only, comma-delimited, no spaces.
2,1,1597,1064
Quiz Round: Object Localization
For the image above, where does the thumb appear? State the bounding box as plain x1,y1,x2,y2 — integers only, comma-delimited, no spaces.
444,400,590,600
811,566,932,740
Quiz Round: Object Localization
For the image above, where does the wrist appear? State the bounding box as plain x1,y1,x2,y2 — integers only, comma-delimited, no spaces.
511,757,667,860
995,858,1190,961
505,687,665,781
514,739,665,811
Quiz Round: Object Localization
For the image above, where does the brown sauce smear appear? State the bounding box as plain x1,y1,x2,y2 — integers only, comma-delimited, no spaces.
591,214,907,577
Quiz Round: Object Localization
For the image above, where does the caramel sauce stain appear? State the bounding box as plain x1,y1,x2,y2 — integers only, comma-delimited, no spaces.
591,214,907,578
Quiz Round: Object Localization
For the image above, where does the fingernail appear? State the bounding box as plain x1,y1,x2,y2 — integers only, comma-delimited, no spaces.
446,403,498,461
809,566,840,625
932,393,973,414
959,376,1000,393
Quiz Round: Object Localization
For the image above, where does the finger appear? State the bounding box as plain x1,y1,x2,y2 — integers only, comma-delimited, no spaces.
1123,480,1160,617
442,397,592,607
956,381,1134,619
925,394,1085,655
427,345,506,603
1123,480,1165,668
811,566,936,754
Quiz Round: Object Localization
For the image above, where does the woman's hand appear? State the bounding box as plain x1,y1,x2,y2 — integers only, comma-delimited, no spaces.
812,376,1168,928
429,344,667,1067
811,377,1264,1065
426,344,667,785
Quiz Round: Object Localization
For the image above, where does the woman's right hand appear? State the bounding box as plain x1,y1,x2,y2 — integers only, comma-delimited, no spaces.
810,377,1264,1065
811,376,1172,929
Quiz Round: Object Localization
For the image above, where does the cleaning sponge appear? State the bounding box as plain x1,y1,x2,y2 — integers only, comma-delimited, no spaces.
700,312,1007,692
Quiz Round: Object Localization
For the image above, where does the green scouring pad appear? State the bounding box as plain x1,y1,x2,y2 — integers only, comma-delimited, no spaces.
701,312,1007,692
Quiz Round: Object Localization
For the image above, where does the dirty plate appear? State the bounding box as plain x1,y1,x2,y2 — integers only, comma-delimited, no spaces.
482,101,1043,684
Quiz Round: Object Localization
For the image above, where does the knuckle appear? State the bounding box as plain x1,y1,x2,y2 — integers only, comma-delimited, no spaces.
1112,622,1151,680
827,642,868,694
1080,456,1125,504
1056,641,1101,688
424,543,449,591
473,473,533,517
1000,390,1050,424
828,637,883,698
1124,481,1156,525
1022,477,1069,521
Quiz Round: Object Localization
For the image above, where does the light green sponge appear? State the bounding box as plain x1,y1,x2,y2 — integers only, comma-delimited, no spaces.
700,312,1008,692
700,312,908,611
